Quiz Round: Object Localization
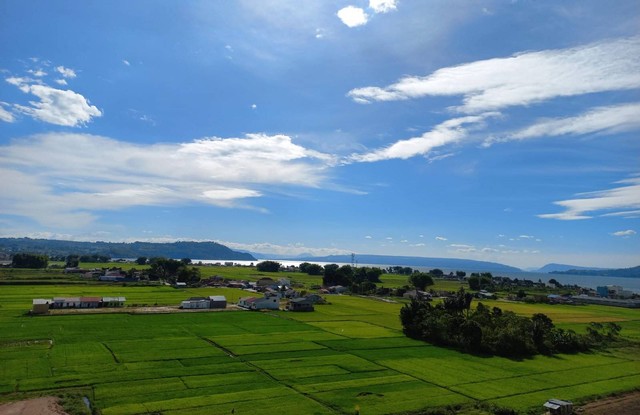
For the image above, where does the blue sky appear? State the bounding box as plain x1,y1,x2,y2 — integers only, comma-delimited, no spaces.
1,0,639,269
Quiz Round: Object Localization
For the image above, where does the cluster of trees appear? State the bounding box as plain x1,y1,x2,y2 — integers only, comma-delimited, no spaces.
148,258,200,284
322,264,382,288
256,260,282,272
400,288,621,358
467,272,494,290
11,253,48,268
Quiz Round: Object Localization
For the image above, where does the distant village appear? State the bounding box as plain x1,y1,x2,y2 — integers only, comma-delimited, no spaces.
31,261,640,315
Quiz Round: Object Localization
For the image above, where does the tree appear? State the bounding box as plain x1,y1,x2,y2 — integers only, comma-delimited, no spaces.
181,258,192,265
11,253,48,269
256,261,281,272
148,258,183,280
456,271,466,278
300,262,324,274
429,269,444,277
135,257,148,266
409,273,434,291
65,255,80,268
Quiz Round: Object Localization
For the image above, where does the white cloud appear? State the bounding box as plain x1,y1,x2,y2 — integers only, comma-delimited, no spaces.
365,235,372,239
218,240,350,257
337,6,369,28
435,236,447,241
123,60,130,66
10,81,102,126
27,69,47,77
487,102,640,145
348,36,640,113
348,113,497,162
0,132,333,226
55,79,68,86
369,0,397,14
611,230,636,237
539,177,640,220
519,235,534,239
251,104,257,109
0,104,15,123
55,65,77,78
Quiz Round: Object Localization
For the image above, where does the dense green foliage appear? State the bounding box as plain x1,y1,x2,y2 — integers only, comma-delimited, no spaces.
256,260,281,272
409,272,435,291
11,253,48,269
148,258,200,283
400,289,622,357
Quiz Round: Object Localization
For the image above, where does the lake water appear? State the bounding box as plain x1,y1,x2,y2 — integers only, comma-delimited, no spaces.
196,259,640,293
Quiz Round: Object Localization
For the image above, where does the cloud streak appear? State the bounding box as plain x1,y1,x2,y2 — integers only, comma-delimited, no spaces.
0,133,333,227
348,113,498,162
348,36,640,113
539,177,640,220
486,102,640,145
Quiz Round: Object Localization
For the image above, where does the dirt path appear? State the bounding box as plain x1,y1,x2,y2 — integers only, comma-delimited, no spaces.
0,397,68,415
578,391,640,415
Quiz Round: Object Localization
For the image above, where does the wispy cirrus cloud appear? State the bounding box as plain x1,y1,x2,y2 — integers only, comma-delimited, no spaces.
0,133,334,227
611,230,636,237
539,177,640,220
348,36,640,113
348,113,498,162
486,102,640,145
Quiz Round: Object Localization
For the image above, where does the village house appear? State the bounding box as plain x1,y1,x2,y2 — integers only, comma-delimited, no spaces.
237,296,280,310
102,297,126,307
208,295,227,309
287,297,314,312
181,297,211,309
403,290,432,301
79,297,101,308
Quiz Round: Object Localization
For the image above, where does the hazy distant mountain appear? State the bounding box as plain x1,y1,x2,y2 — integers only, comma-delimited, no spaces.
290,254,521,272
550,265,640,278
0,238,256,261
537,263,606,273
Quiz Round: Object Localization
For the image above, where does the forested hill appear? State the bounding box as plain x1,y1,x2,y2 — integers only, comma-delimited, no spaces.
294,254,521,272
537,263,606,273
550,265,640,278
0,238,256,261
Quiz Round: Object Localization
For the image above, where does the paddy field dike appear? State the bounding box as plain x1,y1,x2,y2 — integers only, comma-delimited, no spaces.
0,265,639,414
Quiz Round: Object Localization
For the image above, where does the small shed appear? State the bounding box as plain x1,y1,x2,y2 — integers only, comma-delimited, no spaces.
31,299,51,314
238,297,257,309
252,297,280,310
175,282,187,288
52,297,81,308
287,298,314,312
181,297,210,309
102,297,126,307
543,399,573,415
208,295,227,309
80,297,101,308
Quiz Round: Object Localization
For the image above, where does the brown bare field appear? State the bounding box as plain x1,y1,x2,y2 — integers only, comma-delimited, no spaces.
579,391,640,415
0,397,67,415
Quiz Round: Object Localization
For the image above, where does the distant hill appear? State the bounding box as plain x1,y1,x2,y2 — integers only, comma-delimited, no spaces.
550,265,640,278
537,263,606,273
0,238,256,261
291,254,521,273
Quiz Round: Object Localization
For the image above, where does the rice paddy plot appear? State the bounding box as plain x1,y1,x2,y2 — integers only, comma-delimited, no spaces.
307,320,401,338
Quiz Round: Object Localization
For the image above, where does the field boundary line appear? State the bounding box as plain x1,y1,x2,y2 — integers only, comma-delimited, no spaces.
197,335,343,414
101,342,120,363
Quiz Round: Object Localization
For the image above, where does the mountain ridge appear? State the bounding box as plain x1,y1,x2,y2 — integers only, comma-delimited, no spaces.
0,238,256,261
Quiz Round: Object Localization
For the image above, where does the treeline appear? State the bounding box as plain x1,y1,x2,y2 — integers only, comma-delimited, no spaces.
400,288,621,358
0,238,255,261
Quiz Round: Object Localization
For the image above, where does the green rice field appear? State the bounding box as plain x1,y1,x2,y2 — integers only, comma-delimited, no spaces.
0,280,639,414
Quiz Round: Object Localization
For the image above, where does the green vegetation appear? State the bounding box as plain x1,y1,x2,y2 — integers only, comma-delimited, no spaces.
0,265,638,414
400,288,622,357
